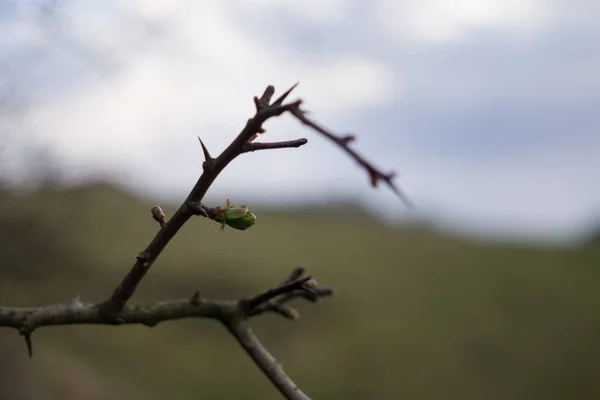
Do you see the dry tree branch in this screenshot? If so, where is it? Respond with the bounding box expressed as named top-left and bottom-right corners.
top-left (0, 84), bottom-right (410, 399)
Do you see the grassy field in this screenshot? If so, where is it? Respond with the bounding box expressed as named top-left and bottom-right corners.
top-left (1, 182), bottom-right (599, 399)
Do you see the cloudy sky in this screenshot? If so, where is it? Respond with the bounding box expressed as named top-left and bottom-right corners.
top-left (1, 0), bottom-right (599, 243)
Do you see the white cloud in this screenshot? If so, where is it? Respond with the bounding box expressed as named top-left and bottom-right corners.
top-left (16, 1), bottom-right (395, 180)
top-left (231, 0), bottom-right (348, 22)
top-left (375, 0), bottom-right (550, 43)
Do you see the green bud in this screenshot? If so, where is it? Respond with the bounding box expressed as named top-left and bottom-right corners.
top-left (215, 199), bottom-right (257, 231)
top-left (223, 210), bottom-right (257, 231)
top-left (224, 205), bottom-right (249, 220)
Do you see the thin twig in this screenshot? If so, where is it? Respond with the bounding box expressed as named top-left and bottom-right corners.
top-left (242, 276), bottom-right (312, 311)
top-left (227, 320), bottom-right (311, 400)
top-left (242, 138), bottom-right (308, 153)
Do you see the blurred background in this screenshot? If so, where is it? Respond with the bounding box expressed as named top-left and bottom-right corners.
top-left (1, 1), bottom-right (599, 399)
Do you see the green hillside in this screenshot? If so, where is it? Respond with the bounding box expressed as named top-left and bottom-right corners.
top-left (1, 182), bottom-right (599, 400)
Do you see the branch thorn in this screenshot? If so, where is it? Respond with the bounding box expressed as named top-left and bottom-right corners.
top-left (197, 136), bottom-right (215, 170)
top-left (340, 134), bottom-right (356, 145)
top-left (25, 333), bottom-right (33, 358)
top-left (19, 327), bottom-right (33, 358)
top-left (273, 82), bottom-right (299, 106)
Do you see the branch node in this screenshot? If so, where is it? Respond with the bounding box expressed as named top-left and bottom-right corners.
top-left (187, 201), bottom-right (210, 218)
top-left (340, 134), bottom-right (356, 145)
top-left (151, 205), bottom-right (167, 227)
top-left (136, 251), bottom-right (151, 268)
top-left (67, 293), bottom-right (84, 309)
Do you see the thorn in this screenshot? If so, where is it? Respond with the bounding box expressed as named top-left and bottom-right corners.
top-left (22, 332), bottom-right (33, 358)
top-left (273, 82), bottom-right (299, 106)
top-left (197, 137), bottom-right (213, 163)
top-left (145, 320), bottom-right (158, 328)
top-left (340, 134), bottom-right (356, 145)
top-left (369, 170), bottom-right (378, 187)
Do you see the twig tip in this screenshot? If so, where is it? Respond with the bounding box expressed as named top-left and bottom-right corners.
top-left (151, 205), bottom-right (166, 227)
